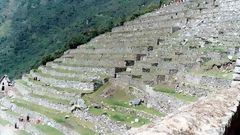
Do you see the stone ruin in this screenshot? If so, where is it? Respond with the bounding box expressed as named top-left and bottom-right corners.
top-left (0, 0), bottom-right (240, 134)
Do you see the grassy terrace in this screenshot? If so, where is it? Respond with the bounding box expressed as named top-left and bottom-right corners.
top-left (36, 124), bottom-right (64, 135)
top-left (54, 61), bottom-right (123, 68)
top-left (13, 98), bottom-right (96, 135)
top-left (17, 130), bottom-right (31, 135)
top-left (0, 117), bottom-right (10, 126)
top-left (69, 52), bottom-right (136, 58)
top-left (45, 66), bottom-right (111, 77)
top-left (154, 85), bottom-right (197, 102)
top-left (30, 93), bottom-right (70, 105)
top-left (22, 76), bottom-right (83, 94)
top-left (83, 83), bottom-right (164, 127)
top-left (64, 54), bottom-right (137, 61)
top-left (34, 69), bottom-right (94, 82)
top-left (89, 107), bottom-right (150, 127)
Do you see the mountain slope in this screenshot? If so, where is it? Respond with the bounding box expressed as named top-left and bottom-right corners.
top-left (0, 0), bottom-right (164, 78)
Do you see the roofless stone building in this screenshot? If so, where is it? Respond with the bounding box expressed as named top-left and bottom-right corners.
top-left (0, 75), bottom-right (12, 91)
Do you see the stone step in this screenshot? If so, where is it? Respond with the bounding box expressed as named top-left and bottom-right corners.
top-left (111, 25), bottom-right (173, 35)
top-left (54, 58), bottom-right (127, 68)
top-left (99, 28), bottom-right (172, 40)
top-left (89, 35), bottom-right (169, 46)
top-left (33, 68), bottom-right (97, 82)
top-left (91, 32), bottom-right (170, 44)
top-left (30, 71), bottom-right (97, 92)
top-left (71, 46), bottom-right (149, 55)
top-left (46, 62), bottom-right (116, 75)
top-left (15, 79), bottom-right (74, 101)
top-left (22, 75), bottom-right (82, 96)
top-left (24, 95), bottom-right (70, 112)
top-left (88, 38), bottom-right (160, 48)
top-left (38, 66), bottom-right (110, 81)
top-left (62, 53), bottom-right (137, 61)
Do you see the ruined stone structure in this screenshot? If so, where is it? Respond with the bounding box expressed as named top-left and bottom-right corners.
top-left (0, 75), bottom-right (12, 91)
top-left (0, 0), bottom-right (240, 134)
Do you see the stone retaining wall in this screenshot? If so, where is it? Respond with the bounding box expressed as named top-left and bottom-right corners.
top-left (21, 76), bottom-right (76, 99)
top-left (47, 62), bottom-right (116, 75)
top-left (31, 72), bottom-right (95, 91)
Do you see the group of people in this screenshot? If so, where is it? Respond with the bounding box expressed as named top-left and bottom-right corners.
top-left (14, 115), bottom-right (30, 129)
top-left (14, 114), bottom-right (43, 129)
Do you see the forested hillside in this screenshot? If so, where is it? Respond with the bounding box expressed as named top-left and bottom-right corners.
top-left (0, 0), bottom-right (168, 79)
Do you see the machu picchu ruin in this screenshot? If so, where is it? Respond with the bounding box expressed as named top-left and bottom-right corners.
top-left (1, 0), bottom-right (240, 134)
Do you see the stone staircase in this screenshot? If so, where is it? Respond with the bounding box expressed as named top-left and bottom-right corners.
top-left (1, 0), bottom-right (239, 134)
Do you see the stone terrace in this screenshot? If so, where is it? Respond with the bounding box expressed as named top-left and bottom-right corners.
top-left (1, 0), bottom-right (239, 134)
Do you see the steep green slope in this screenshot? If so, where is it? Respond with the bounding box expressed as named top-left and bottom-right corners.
top-left (0, 0), bottom-right (171, 79)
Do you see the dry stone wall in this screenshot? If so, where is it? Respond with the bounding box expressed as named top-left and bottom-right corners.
top-left (128, 87), bottom-right (240, 135)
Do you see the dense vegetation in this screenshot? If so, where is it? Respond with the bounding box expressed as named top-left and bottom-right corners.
top-left (0, 0), bottom-right (171, 79)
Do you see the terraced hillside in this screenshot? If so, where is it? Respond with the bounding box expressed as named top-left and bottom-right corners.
top-left (1, 0), bottom-right (239, 134)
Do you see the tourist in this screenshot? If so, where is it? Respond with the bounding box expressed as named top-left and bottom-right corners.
top-left (26, 114), bottom-right (30, 122)
top-left (19, 115), bottom-right (24, 122)
top-left (14, 123), bottom-right (18, 129)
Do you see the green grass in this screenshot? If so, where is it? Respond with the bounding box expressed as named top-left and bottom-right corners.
top-left (84, 83), bottom-right (163, 127)
top-left (134, 105), bottom-right (165, 116)
top-left (34, 69), bottom-right (92, 82)
top-left (36, 124), bottom-right (64, 135)
top-left (17, 130), bottom-right (31, 135)
top-left (46, 66), bottom-right (110, 78)
top-left (13, 99), bottom-right (96, 135)
top-left (88, 107), bottom-right (150, 127)
top-left (26, 76), bottom-right (83, 94)
top-left (0, 117), bottom-right (10, 126)
top-left (104, 99), bottom-right (164, 116)
top-left (30, 93), bottom-right (70, 105)
top-left (17, 80), bottom-right (28, 86)
top-left (109, 111), bottom-right (150, 127)
top-left (154, 85), bottom-right (197, 102)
